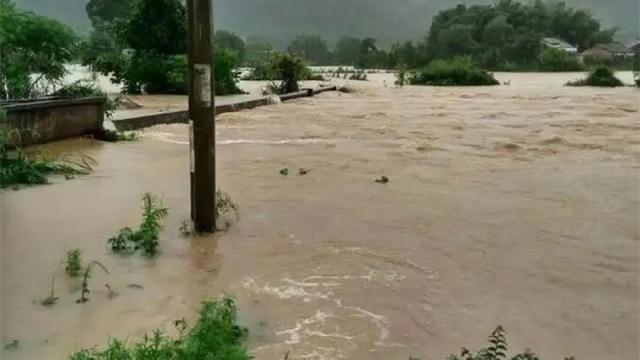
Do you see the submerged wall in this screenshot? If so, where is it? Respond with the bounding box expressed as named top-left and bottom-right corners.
top-left (1, 97), bottom-right (105, 146)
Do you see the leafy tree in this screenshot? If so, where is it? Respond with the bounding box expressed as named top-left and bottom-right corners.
top-left (334, 36), bottom-right (362, 66)
top-left (357, 37), bottom-right (387, 69)
top-left (215, 30), bottom-right (246, 64)
top-left (82, 0), bottom-right (242, 95)
top-left (245, 35), bottom-right (274, 64)
top-left (388, 41), bottom-right (419, 69)
top-left (423, 0), bottom-right (615, 71)
top-left (0, 0), bottom-right (78, 99)
top-left (287, 34), bottom-right (332, 65)
top-left (86, 0), bottom-right (134, 26)
top-left (123, 0), bottom-right (186, 55)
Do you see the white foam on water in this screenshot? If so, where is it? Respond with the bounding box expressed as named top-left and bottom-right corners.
top-left (144, 132), bottom-right (335, 146)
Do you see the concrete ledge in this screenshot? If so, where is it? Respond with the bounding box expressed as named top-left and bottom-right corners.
top-left (2, 97), bottom-right (105, 146)
top-left (113, 86), bottom-right (337, 131)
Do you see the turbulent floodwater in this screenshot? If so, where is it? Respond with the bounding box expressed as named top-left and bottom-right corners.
top-left (1, 73), bottom-right (639, 360)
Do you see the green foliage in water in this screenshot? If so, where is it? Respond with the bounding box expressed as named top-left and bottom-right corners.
top-left (77, 261), bottom-right (109, 304)
top-left (180, 189), bottom-right (239, 236)
top-left (437, 327), bottom-right (574, 360)
top-left (0, 0), bottom-right (78, 99)
top-left (566, 67), bottom-right (624, 87)
top-left (65, 249), bottom-right (83, 277)
top-left (68, 298), bottom-right (250, 359)
top-left (108, 193), bottom-right (168, 256)
top-left (0, 129), bottom-right (93, 189)
top-left (40, 276), bottom-right (59, 307)
top-left (409, 57), bottom-right (499, 86)
top-left (539, 48), bottom-right (584, 72)
top-left (265, 53), bottom-right (307, 95)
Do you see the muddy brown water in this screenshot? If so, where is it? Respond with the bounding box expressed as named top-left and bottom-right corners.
top-left (1, 73), bottom-right (639, 359)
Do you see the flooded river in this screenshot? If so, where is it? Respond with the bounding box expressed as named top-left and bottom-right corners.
top-left (1, 73), bottom-right (638, 359)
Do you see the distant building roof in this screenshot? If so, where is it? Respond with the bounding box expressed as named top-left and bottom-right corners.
top-left (542, 37), bottom-right (578, 53)
top-left (625, 39), bottom-right (640, 51)
top-left (592, 42), bottom-right (632, 55)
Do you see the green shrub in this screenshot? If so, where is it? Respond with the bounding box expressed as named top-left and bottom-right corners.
top-left (409, 57), bottom-right (499, 86)
top-left (244, 53), bottom-right (319, 83)
top-left (566, 66), bottom-right (624, 87)
top-left (440, 327), bottom-right (574, 360)
top-left (265, 53), bottom-right (307, 94)
top-left (68, 298), bottom-right (249, 359)
top-left (539, 48), bottom-right (584, 71)
top-left (53, 80), bottom-right (115, 117)
top-left (108, 193), bottom-right (168, 256)
top-left (0, 128), bottom-right (94, 189)
top-left (65, 249), bottom-right (83, 277)
top-left (215, 50), bottom-right (245, 96)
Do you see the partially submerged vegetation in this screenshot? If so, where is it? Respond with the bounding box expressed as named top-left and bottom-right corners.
top-left (566, 67), bottom-right (624, 87)
top-left (0, 129), bottom-right (94, 189)
top-left (437, 327), bottom-right (574, 360)
top-left (65, 249), bottom-right (83, 277)
top-left (68, 298), bottom-right (250, 359)
top-left (40, 277), bottom-right (59, 307)
top-left (180, 189), bottom-right (240, 235)
top-left (108, 193), bottom-right (168, 256)
top-left (77, 261), bottom-right (109, 304)
top-left (264, 53), bottom-right (307, 95)
top-left (409, 57), bottom-right (499, 86)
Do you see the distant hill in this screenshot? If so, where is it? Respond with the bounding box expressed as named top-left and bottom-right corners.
top-left (14, 0), bottom-right (639, 45)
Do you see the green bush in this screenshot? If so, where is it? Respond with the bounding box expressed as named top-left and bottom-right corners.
top-left (409, 57), bottom-right (499, 86)
top-left (215, 50), bottom-right (245, 96)
top-left (53, 80), bottom-right (116, 118)
top-left (68, 298), bottom-right (249, 360)
top-left (566, 66), bottom-right (624, 87)
top-left (0, 128), bottom-right (93, 189)
top-left (539, 48), bottom-right (584, 71)
top-left (440, 327), bottom-right (574, 360)
top-left (264, 53), bottom-right (307, 94)
top-left (108, 193), bottom-right (168, 256)
top-left (244, 53), bottom-right (320, 83)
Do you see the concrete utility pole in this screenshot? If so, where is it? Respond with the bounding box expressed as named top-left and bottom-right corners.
top-left (187, 0), bottom-right (216, 232)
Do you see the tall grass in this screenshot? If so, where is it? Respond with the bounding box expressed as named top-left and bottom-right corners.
top-left (409, 57), bottom-right (499, 86)
top-left (68, 298), bottom-right (250, 359)
top-left (0, 128), bottom-right (94, 189)
top-left (108, 193), bottom-right (168, 256)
